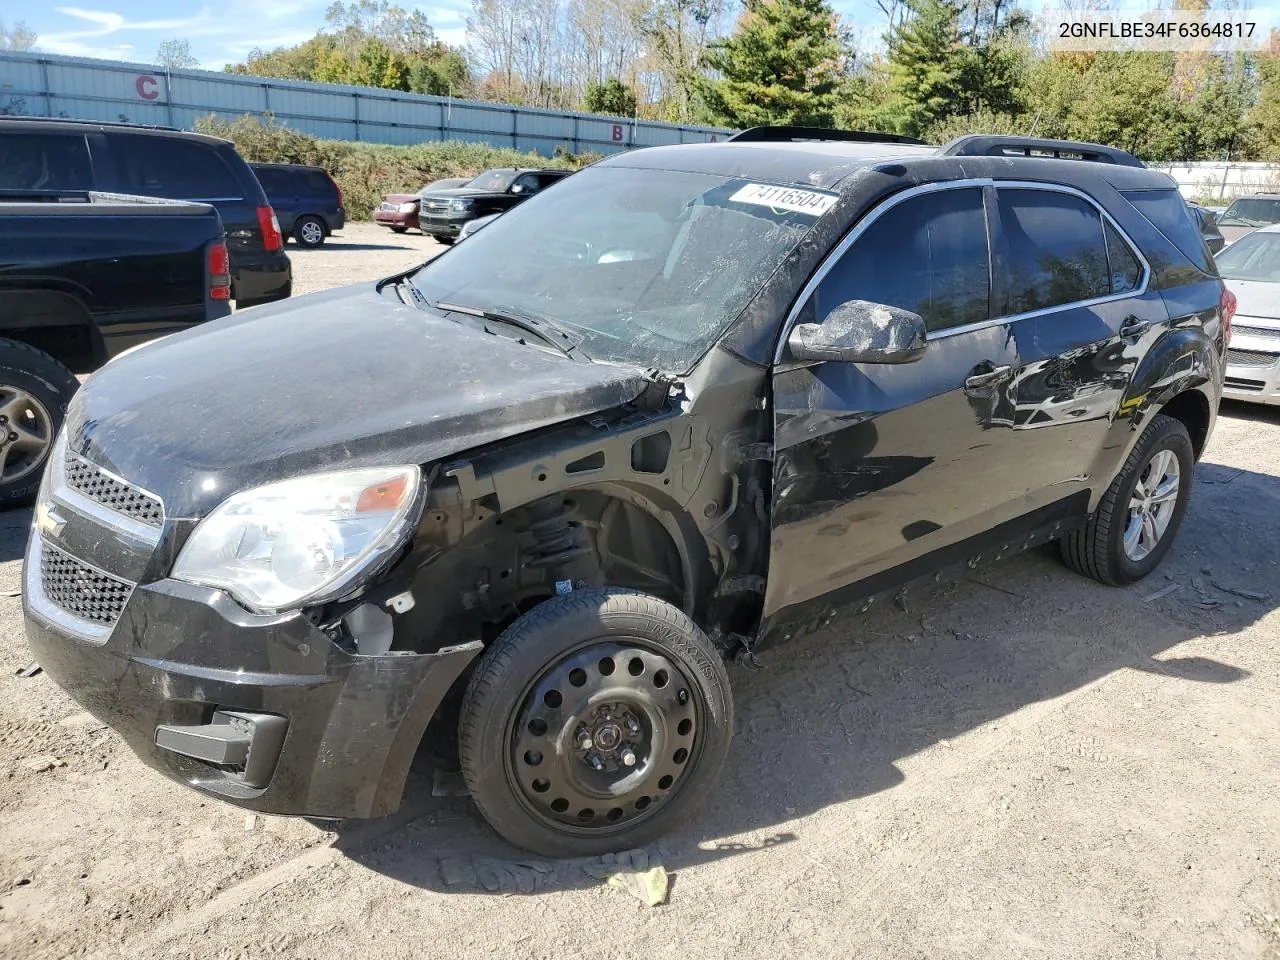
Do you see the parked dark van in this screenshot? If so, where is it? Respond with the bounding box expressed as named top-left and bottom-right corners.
top-left (250, 162), bottom-right (345, 248)
top-left (0, 117), bottom-right (291, 306)
top-left (25, 130), bottom-right (1226, 860)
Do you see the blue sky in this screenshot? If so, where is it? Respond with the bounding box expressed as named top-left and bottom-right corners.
top-left (6, 0), bottom-right (885, 71)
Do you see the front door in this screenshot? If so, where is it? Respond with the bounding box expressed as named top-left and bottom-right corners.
top-left (765, 183), bottom-right (1026, 622)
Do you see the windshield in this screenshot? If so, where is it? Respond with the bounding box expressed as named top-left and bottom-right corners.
top-left (467, 170), bottom-right (519, 192)
top-left (1217, 198), bottom-right (1280, 227)
top-left (408, 166), bottom-right (830, 371)
top-left (1214, 231), bottom-right (1280, 281)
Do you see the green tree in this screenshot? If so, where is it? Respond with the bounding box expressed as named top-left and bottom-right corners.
top-left (584, 77), bottom-right (639, 116)
top-left (696, 0), bottom-right (843, 127)
top-left (882, 0), bottom-right (972, 136)
top-left (1251, 54), bottom-right (1280, 161)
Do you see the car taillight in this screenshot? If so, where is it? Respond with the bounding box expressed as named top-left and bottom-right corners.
top-left (1221, 286), bottom-right (1236, 340)
top-left (257, 205), bottom-right (283, 252)
top-left (209, 240), bottom-right (231, 301)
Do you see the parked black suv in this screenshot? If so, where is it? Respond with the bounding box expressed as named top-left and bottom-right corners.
top-left (413, 167), bottom-right (572, 243)
top-left (249, 162), bottom-right (345, 248)
top-left (25, 130), bottom-right (1227, 859)
top-left (0, 118), bottom-right (291, 306)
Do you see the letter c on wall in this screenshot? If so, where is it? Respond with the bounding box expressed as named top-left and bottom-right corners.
top-left (136, 75), bottom-right (159, 100)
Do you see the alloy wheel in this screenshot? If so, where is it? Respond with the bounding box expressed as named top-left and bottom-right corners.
top-left (1123, 447), bottom-right (1181, 562)
top-left (0, 386), bottom-right (53, 485)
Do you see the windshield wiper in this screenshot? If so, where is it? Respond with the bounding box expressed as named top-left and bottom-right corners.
top-left (435, 301), bottom-right (588, 360)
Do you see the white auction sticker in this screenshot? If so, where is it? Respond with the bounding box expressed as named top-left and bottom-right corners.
top-left (729, 183), bottom-right (837, 217)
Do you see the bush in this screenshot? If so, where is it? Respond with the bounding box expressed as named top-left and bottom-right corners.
top-left (195, 114), bottom-right (590, 219)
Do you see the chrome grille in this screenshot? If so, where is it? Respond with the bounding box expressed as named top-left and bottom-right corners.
top-left (422, 200), bottom-right (451, 212)
top-left (39, 540), bottom-right (134, 627)
top-left (64, 455), bottom-right (164, 527)
top-left (1232, 325), bottom-right (1280, 342)
top-left (1225, 347), bottom-right (1280, 369)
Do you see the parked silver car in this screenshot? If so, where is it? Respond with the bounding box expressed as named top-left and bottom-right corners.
top-left (1217, 224), bottom-right (1280, 404)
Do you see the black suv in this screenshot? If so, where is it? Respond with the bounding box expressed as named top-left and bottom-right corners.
top-left (413, 167), bottom-right (571, 243)
top-left (24, 130), bottom-right (1227, 859)
top-left (250, 162), bottom-right (345, 248)
top-left (0, 118), bottom-right (291, 306)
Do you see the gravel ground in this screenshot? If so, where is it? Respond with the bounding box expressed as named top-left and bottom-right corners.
top-left (2, 222), bottom-right (1279, 959)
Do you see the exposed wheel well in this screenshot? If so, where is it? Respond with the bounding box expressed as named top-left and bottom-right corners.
top-left (0, 290), bottom-right (99, 373)
top-left (1158, 390), bottom-right (1210, 460)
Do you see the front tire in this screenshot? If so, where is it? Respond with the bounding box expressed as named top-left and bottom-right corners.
top-left (294, 216), bottom-right (326, 248)
top-left (458, 588), bottom-right (733, 858)
top-left (1061, 413), bottom-right (1194, 585)
top-left (0, 340), bottom-right (79, 507)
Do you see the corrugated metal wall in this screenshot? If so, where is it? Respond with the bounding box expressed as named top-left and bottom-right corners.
top-left (0, 50), bottom-right (731, 154)
top-left (1152, 162), bottom-right (1280, 202)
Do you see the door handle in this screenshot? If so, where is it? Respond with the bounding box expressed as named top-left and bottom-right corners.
top-left (964, 365), bottom-right (1013, 390)
top-left (1119, 318), bottom-right (1152, 339)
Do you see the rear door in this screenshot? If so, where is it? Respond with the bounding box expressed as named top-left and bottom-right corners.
top-left (989, 184), bottom-right (1165, 507)
top-left (98, 133), bottom-right (262, 260)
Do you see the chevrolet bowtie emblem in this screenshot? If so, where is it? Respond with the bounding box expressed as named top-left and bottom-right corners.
top-left (35, 502), bottom-right (67, 538)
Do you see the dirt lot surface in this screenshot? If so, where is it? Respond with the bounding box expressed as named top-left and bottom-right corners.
top-left (2, 222), bottom-right (1279, 959)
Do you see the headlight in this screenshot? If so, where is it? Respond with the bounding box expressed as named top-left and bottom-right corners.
top-left (450, 198), bottom-right (472, 213)
top-left (173, 466), bottom-right (422, 613)
top-left (398, 202), bottom-right (418, 213)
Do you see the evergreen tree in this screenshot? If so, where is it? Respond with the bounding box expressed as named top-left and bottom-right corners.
top-left (882, 0), bottom-right (971, 136)
top-left (696, 0), bottom-right (843, 128)
top-left (584, 78), bottom-right (640, 116)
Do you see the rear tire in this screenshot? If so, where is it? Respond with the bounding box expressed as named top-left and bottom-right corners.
top-left (434, 236), bottom-right (455, 246)
top-left (294, 216), bottom-right (326, 248)
top-left (390, 226), bottom-right (408, 234)
top-left (0, 340), bottom-right (79, 508)
top-left (1060, 413), bottom-right (1194, 585)
top-left (458, 588), bottom-right (732, 858)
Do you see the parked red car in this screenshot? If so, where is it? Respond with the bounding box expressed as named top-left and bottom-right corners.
top-left (373, 177), bottom-right (472, 233)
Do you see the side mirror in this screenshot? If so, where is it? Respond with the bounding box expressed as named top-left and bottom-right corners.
top-left (510, 183), bottom-right (526, 195)
top-left (787, 300), bottom-right (927, 365)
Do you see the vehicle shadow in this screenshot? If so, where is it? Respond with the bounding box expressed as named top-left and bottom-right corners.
top-left (332, 458), bottom-right (1277, 896)
top-left (301, 242), bottom-right (425, 252)
top-left (1219, 398), bottom-right (1280, 425)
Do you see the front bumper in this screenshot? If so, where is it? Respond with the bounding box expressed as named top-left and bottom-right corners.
top-left (373, 209), bottom-right (417, 230)
top-left (1223, 325), bottom-right (1280, 405)
top-left (417, 213), bottom-right (469, 239)
top-left (24, 528), bottom-right (479, 819)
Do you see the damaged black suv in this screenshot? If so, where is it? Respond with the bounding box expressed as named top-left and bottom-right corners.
top-left (24, 128), bottom-right (1227, 858)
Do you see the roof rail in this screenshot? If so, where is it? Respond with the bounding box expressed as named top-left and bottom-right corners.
top-left (727, 125), bottom-right (927, 146)
top-left (0, 115), bottom-right (182, 133)
top-left (939, 135), bottom-right (1144, 168)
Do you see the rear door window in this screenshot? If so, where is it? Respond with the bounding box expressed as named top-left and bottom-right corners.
top-left (815, 186), bottom-right (991, 333)
top-left (996, 188), bottom-right (1111, 314)
top-left (107, 134), bottom-right (243, 200)
top-left (0, 133), bottom-right (93, 191)
top-left (1123, 189), bottom-right (1212, 272)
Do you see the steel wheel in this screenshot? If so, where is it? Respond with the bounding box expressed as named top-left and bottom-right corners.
top-left (507, 640), bottom-right (701, 835)
top-left (0, 385), bottom-right (53, 485)
top-left (1123, 447), bottom-right (1180, 562)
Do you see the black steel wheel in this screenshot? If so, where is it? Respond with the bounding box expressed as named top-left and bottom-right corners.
top-left (458, 588), bottom-right (732, 857)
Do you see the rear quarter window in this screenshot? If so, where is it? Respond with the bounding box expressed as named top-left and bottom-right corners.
top-left (303, 171), bottom-right (334, 195)
top-left (108, 134), bottom-right (243, 200)
top-left (1122, 189), bottom-right (1212, 273)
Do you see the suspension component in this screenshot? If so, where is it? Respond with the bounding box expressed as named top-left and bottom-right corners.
top-left (524, 497), bottom-right (589, 569)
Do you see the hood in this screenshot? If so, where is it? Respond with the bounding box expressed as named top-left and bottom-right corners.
top-left (1224, 278), bottom-right (1280, 320)
top-left (68, 284), bottom-right (650, 518)
top-left (383, 193), bottom-right (420, 205)
top-left (1220, 224), bottom-right (1260, 243)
